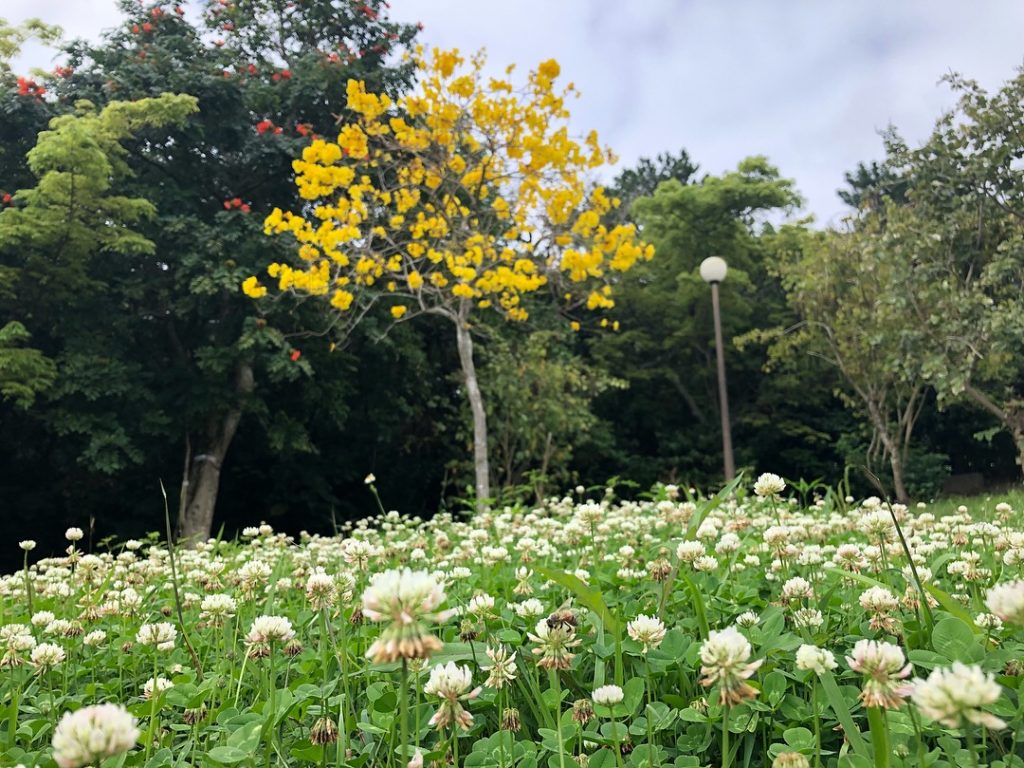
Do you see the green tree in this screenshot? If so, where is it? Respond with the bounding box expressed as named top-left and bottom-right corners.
top-left (588, 157), bottom-right (844, 487)
top-left (763, 218), bottom-right (925, 501)
top-left (45, 0), bottom-right (418, 540)
top-left (875, 71), bottom-right (1024, 476)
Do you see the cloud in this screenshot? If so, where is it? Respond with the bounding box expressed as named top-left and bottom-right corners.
top-left (7, 0), bottom-right (1024, 224)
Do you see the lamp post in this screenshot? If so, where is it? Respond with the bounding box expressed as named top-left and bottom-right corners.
top-left (699, 256), bottom-right (735, 481)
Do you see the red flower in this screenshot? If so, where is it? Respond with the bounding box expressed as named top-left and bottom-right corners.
top-left (150, 7), bottom-right (163, 18)
top-left (255, 119), bottom-right (274, 134)
top-left (142, 22), bottom-right (153, 32)
top-left (222, 69), bottom-right (231, 78)
top-left (246, 63), bottom-right (257, 76)
top-left (271, 73), bottom-right (280, 82)
top-left (295, 123), bottom-right (311, 137)
top-left (132, 24), bottom-right (140, 33)
top-left (16, 77), bottom-right (45, 97)
top-left (240, 203), bottom-right (251, 213)
top-left (290, 349), bottom-right (301, 362)
top-left (327, 52), bottom-right (340, 64)
top-left (223, 200), bottom-right (232, 209)
top-left (231, 197), bottom-right (243, 207)
top-left (53, 66), bottom-right (74, 78)
top-left (2, 193), bottom-right (11, 205)
top-left (273, 126), bottom-right (282, 134)
top-left (357, 4), bottom-right (378, 20)
top-left (223, 22), bottom-right (234, 31)
top-left (280, 69), bottom-right (291, 79)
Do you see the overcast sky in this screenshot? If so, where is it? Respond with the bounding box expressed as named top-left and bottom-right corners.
top-left (8, 1), bottom-right (1024, 225)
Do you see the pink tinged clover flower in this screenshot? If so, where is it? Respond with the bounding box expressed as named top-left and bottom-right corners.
top-left (424, 661), bottom-right (480, 730)
top-left (362, 568), bottom-right (451, 663)
top-left (846, 639), bottom-right (913, 709)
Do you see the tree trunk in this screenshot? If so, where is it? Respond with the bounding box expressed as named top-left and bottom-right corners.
top-left (865, 400), bottom-right (910, 503)
top-left (454, 320), bottom-right (491, 506)
top-left (176, 361), bottom-right (254, 544)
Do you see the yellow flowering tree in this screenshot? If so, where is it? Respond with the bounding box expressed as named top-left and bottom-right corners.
top-left (245, 47), bottom-right (653, 503)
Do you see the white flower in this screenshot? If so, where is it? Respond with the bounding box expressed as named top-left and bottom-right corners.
top-left (362, 568), bottom-right (449, 663)
top-left (424, 662), bottom-right (479, 730)
top-left (985, 580), bottom-right (1024, 624)
top-left (781, 577), bottom-right (814, 601)
top-left (65, 528), bottom-right (84, 542)
top-left (306, 572), bottom-right (337, 610)
top-left (514, 599), bottom-right (546, 619)
top-left (467, 593), bottom-right (496, 617)
top-left (481, 645), bottom-right (518, 689)
top-left (846, 639), bottom-right (912, 709)
top-left (795, 644), bottom-right (837, 675)
top-left (592, 684), bottom-right (624, 706)
top-left (676, 541), bottom-right (706, 562)
top-left (859, 586), bottom-right (898, 613)
top-left (137, 622), bottom-right (177, 652)
top-left (735, 611), bottom-right (760, 628)
top-left (365, 473), bottom-right (376, 484)
top-left (754, 473), bottom-right (786, 498)
top-left (52, 704), bottom-right (139, 768)
top-left (142, 676), bottom-right (174, 700)
top-left (912, 662), bottom-right (1005, 729)
top-left (200, 594), bottom-right (237, 624)
top-left (19, 540), bottom-right (36, 552)
top-left (245, 616), bottom-right (295, 645)
top-left (82, 630), bottom-right (106, 647)
top-left (31, 642), bottom-right (66, 669)
top-left (31, 611), bottom-right (55, 628)
top-left (975, 613), bottom-right (1003, 631)
top-left (627, 614), bottom-right (666, 652)
top-left (699, 627), bottom-right (763, 704)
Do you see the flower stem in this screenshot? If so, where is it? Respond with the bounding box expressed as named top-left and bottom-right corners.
top-left (721, 703), bottom-right (730, 768)
top-left (548, 669), bottom-right (566, 768)
top-left (400, 659), bottom-right (409, 764)
top-left (866, 706), bottom-right (890, 768)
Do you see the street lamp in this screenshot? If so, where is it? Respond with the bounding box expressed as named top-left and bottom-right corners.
top-left (699, 256), bottom-right (735, 481)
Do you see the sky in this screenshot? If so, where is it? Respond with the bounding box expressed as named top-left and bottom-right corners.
top-left (7, 0), bottom-right (1024, 226)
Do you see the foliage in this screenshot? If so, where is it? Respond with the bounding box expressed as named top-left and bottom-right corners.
top-left (2, 484), bottom-right (1023, 768)
top-left (476, 330), bottom-right (625, 499)
top-left (0, 321), bottom-right (55, 408)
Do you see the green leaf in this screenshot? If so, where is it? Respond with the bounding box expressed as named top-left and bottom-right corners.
top-left (930, 616), bottom-right (978, 660)
top-left (924, 585), bottom-right (981, 634)
top-left (818, 672), bottom-right (870, 761)
top-left (536, 567), bottom-right (619, 634)
top-left (206, 746), bottom-right (250, 765)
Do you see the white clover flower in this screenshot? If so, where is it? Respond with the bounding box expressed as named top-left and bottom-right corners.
top-left (245, 616), bottom-right (295, 645)
top-left (136, 622), bottom-right (177, 652)
top-left (31, 611), bottom-right (55, 628)
top-left (754, 473), bottom-right (786, 498)
top-left (305, 572), bottom-right (337, 610)
top-left (19, 540), bottom-right (36, 552)
top-left (364, 473), bottom-right (376, 484)
top-left (82, 630), bottom-right (106, 647)
top-left (142, 676), bottom-right (174, 700)
top-left (52, 704), bottom-right (139, 768)
top-left (424, 662), bottom-right (479, 730)
top-left (31, 642), bottom-right (66, 670)
top-left (975, 613), bottom-right (1003, 631)
top-left (735, 611), bottom-right (760, 628)
top-left (912, 662), bottom-right (1005, 729)
top-left (627, 614), bottom-right (667, 653)
top-left (792, 608), bottom-right (824, 629)
top-left (781, 577), bottom-right (814, 601)
top-left (514, 599), bottom-right (546, 619)
top-left (676, 541), bottom-right (705, 562)
top-left (985, 580), bottom-right (1024, 624)
top-left (795, 644), bottom-right (837, 675)
top-left (693, 555), bottom-right (719, 572)
top-left (200, 594), bottom-right (237, 625)
top-left (362, 568), bottom-right (449, 663)
top-left (467, 593), bottom-right (496, 617)
top-left (846, 639), bottom-right (912, 709)
top-left (65, 528), bottom-right (84, 543)
top-left (481, 644), bottom-right (517, 689)
top-left (699, 627), bottom-right (762, 704)
top-left (592, 684), bottom-right (624, 707)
